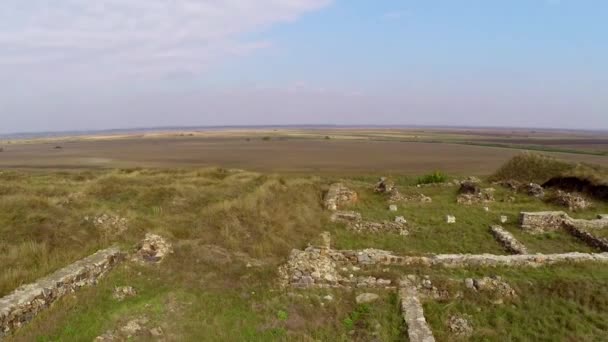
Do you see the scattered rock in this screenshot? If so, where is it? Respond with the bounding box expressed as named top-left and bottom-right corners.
top-left (133, 233), bottom-right (173, 264)
top-left (457, 188), bottom-right (495, 205)
top-left (323, 295), bottom-right (334, 301)
top-left (388, 204), bottom-right (398, 212)
top-left (446, 215), bottom-right (456, 224)
top-left (500, 215), bottom-right (508, 224)
top-left (120, 317), bottom-right (149, 337)
top-left (85, 214), bottom-right (128, 236)
top-left (348, 220), bottom-right (408, 236)
top-left (94, 331), bottom-right (117, 341)
top-left (356, 293), bottom-right (380, 304)
top-left (389, 190), bottom-right (432, 203)
top-left (448, 315), bottom-right (473, 336)
top-left (113, 286), bottom-right (137, 301)
top-left (149, 327), bottom-right (164, 337)
top-left (497, 180), bottom-right (545, 198)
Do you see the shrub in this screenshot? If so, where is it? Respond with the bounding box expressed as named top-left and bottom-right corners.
top-left (262, 136), bottom-right (271, 141)
top-left (417, 171), bottom-right (447, 185)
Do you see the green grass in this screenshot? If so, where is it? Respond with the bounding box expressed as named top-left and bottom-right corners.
top-left (2, 168), bottom-right (608, 341)
top-left (419, 263), bottom-right (608, 341)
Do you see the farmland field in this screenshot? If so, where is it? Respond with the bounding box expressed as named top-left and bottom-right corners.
top-left (1, 128), bottom-right (608, 341)
top-left (1, 128), bottom-right (607, 174)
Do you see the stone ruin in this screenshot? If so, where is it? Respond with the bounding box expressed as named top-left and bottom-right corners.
top-left (389, 191), bottom-right (432, 204)
top-left (519, 211), bottom-right (608, 251)
top-left (564, 224), bottom-right (608, 252)
top-left (0, 248), bottom-right (124, 337)
top-left (277, 235), bottom-right (393, 289)
top-left (330, 210), bottom-right (408, 236)
top-left (324, 183), bottom-right (358, 211)
top-left (375, 177), bottom-right (432, 204)
top-left (496, 180), bottom-right (545, 198)
top-left (447, 315), bottom-right (473, 337)
top-left (132, 233), bottom-right (173, 264)
top-left (277, 230), bottom-right (608, 342)
top-left (490, 225), bottom-right (528, 255)
top-left (399, 277), bottom-right (436, 342)
top-left (464, 276), bottom-right (517, 305)
top-left (374, 177), bottom-right (395, 193)
top-left (547, 190), bottom-right (592, 211)
top-left (0, 232), bottom-right (174, 338)
top-left (519, 211), bottom-right (608, 234)
top-left (519, 211), bottom-right (570, 234)
top-left (85, 214), bottom-right (128, 236)
top-left (456, 180), bottom-right (495, 205)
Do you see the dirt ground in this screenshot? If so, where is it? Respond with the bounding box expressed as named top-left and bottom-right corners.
top-left (1, 130), bottom-right (607, 175)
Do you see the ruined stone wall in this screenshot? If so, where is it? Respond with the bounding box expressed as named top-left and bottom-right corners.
top-left (490, 225), bottom-right (528, 254)
top-left (519, 211), bottom-right (608, 233)
top-left (564, 224), bottom-right (608, 252)
top-left (399, 278), bottom-right (436, 342)
top-left (279, 239), bottom-right (608, 289)
top-left (339, 249), bottom-right (608, 268)
top-left (519, 211), bottom-right (569, 233)
top-left (569, 216), bottom-right (608, 230)
top-left (0, 247), bottom-right (124, 337)
top-left (324, 183), bottom-right (357, 211)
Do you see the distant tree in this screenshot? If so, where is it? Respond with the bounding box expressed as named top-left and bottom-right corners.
top-left (54, 146), bottom-right (63, 149)
top-left (324, 136), bottom-right (331, 140)
top-left (262, 136), bottom-right (271, 141)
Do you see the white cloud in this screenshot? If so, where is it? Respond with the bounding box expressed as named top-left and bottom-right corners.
top-left (0, 0), bottom-right (331, 82)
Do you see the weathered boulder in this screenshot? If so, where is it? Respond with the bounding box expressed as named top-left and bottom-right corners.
top-left (356, 293), bottom-right (380, 304)
top-left (374, 177), bottom-right (395, 193)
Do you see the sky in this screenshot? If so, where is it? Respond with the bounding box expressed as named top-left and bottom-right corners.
top-left (1, 0), bottom-right (607, 133)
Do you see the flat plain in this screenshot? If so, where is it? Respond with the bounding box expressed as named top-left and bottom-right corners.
top-left (1, 128), bottom-right (607, 174)
top-left (1, 128), bottom-right (608, 341)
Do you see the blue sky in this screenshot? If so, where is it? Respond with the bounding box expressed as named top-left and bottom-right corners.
top-left (1, 0), bottom-right (607, 133)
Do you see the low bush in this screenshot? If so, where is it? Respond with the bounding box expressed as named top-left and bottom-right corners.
top-left (416, 171), bottom-right (447, 185)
